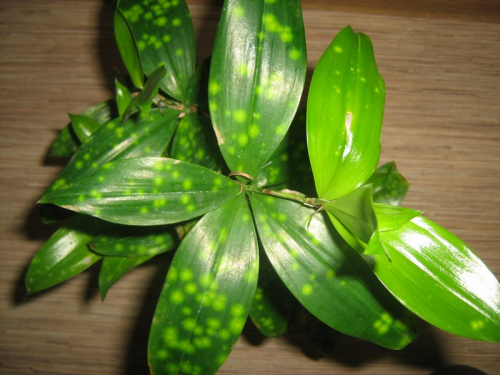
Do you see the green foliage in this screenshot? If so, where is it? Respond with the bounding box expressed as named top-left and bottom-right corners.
top-left (27, 0), bottom-right (499, 374)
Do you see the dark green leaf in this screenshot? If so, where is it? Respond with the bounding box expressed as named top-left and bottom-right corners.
top-left (184, 56), bottom-right (211, 109)
top-left (251, 194), bottom-right (417, 349)
top-left (91, 225), bottom-right (177, 257)
top-left (45, 108), bottom-right (180, 194)
top-left (249, 247), bottom-right (292, 337)
top-left (255, 107), bottom-right (315, 196)
top-left (367, 162), bottom-right (409, 206)
top-left (307, 26), bottom-right (385, 200)
top-left (322, 184), bottom-right (377, 245)
top-left (365, 216), bottom-right (500, 342)
top-left (99, 254), bottom-right (155, 300)
top-left (114, 8), bottom-right (144, 89)
top-left (40, 157), bottom-right (241, 226)
top-left (115, 79), bottom-right (134, 118)
top-left (118, 0), bottom-right (196, 102)
top-left (50, 99), bottom-right (117, 158)
top-left (124, 65), bottom-right (166, 121)
top-left (301, 308), bottom-right (339, 356)
top-left (25, 215), bottom-right (111, 294)
top-left (169, 112), bottom-right (223, 171)
top-left (209, 0), bottom-right (307, 177)
top-left (374, 203), bottom-right (422, 232)
top-left (68, 114), bottom-right (101, 143)
top-left (148, 195), bottom-right (258, 375)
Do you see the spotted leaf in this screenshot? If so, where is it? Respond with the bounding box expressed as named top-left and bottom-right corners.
top-left (251, 194), bottom-right (417, 349)
top-left (365, 217), bottom-right (500, 342)
top-left (209, 0), bottom-right (306, 177)
top-left (39, 157), bottom-right (241, 226)
top-left (50, 99), bottom-right (117, 158)
top-left (68, 113), bottom-right (101, 143)
top-left (169, 112), bottom-right (223, 172)
top-left (148, 195), bottom-right (258, 375)
top-left (249, 247), bottom-right (293, 337)
top-left (307, 26), bottom-right (385, 200)
top-left (367, 162), bottom-right (410, 206)
top-left (25, 215), bottom-right (111, 294)
top-left (99, 254), bottom-right (155, 300)
top-left (114, 7), bottom-right (144, 89)
top-left (90, 225), bottom-right (177, 257)
top-left (44, 108), bottom-right (180, 194)
top-left (118, 0), bottom-right (195, 102)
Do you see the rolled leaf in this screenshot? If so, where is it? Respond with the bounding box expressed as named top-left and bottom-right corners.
top-left (124, 65), bottom-right (166, 121)
top-left (209, 0), bottom-right (307, 177)
top-left (114, 8), bottom-right (144, 89)
top-left (115, 79), bottom-right (134, 118)
top-left (307, 26), bottom-right (385, 200)
top-left (68, 114), bottom-right (101, 143)
top-left (25, 215), bottom-right (110, 294)
top-left (91, 225), bottom-right (177, 257)
top-left (51, 99), bottom-right (117, 157)
top-left (148, 195), bottom-right (258, 375)
top-left (251, 194), bottom-right (417, 349)
top-left (118, 0), bottom-right (195, 102)
top-left (374, 203), bottom-right (422, 232)
top-left (367, 162), bottom-right (409, 206)
top-left (99, 254), bottom-right (155, 300)
top-left (322, 184), bottom-right (377, 245)
top-left (40, 157), bottom-right (241, 226)
top-left (45, 108), bottom-right (180, 194)
top-left (365, 216), bottom-right (500, 342)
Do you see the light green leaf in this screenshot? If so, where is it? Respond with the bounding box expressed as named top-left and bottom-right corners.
top-left (322, 184), bottom-right (377, 245)
top-left (45, 108), bottom-right (180, 194)
top-left (114, 8), bottom-right (144, 89)
top-left (307, 26), bottom-right (385, 200)
top-left (209, 0), bottom-right (306, 177)
top-left (115, 79), bottom-right (134, 118)
top-left (124, 65), bottom-right (166, 121)
top-left (99, 254), bottom-right (155, 300)
top-left (148, 195), bottom-right (258, 375)
top-left (25, 215), bottom-right (111, 294)
top-left (91, 225), bottom-right (177, 257)
top-left (251, 194), bottom-right (417, 349)
top-left (367, 162), bottom-right (409, 206)
top-left (169, 112), bottom-right (223, 171)
top-left (40, 157), bottom-right (241, 226)
top-left (374, 203), bottom-right (422, 232)
top-left (68, 114), bottom-right (101, 143)
top-left (365, 216), bottom-right (500, 342)
top-left (118, 0), bottom-right (195, 102)
top-left (249, 247), bottom-right (292, 337)
top-left (51, 99), bottom-right (117, 158)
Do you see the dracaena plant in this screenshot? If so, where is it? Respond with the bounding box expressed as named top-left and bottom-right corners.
top-left (26, 0), bottom-right (499, 374)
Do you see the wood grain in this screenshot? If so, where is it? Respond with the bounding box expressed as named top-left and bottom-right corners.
top-left (1, 1), bottom-right (499, 374)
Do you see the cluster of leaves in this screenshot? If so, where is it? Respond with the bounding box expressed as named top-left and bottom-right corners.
top-left (27, 0), bottom-right (499, 374)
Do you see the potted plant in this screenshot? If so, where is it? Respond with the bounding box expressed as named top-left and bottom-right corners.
top-left (25, 0), bottom-right (499, 374)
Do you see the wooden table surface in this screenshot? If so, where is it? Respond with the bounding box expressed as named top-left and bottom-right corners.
top-left (1, 1), bottom-right (499, 374)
